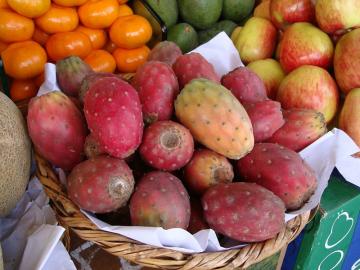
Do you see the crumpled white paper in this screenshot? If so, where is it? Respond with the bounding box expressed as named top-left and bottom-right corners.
top-left (0, 177), bottom-right (76, 270)
top-left (32, 32), bottom-right (360, 255)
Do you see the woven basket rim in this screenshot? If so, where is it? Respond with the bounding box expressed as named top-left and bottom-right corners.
top-left (34, 152), bottom-right (316, 269)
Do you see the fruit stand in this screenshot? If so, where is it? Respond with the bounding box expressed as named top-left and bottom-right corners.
top-left (1, 0), bottom-right (360, 269)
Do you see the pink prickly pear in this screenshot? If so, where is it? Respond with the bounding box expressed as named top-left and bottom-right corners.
top-left (243, 100), bottom-right (285, 142)
top-left (129, 171), bottom-right (191, 229)
top-left (202, 182), bottom-right (286, 242)
top-left (147, 41), bottom-right (183, 66)
top-left (84, 77), bottom-right (143, 159)
top-left (267, 109), bottom-right (327, 151)
top-left (237, 143), bottom-right (318, 210)
top-left (56, 56), bottom-right (93, 97)
top-left (132, 61), bottom-right (179, 124)
top-left (139, 120), bottom-right (194, 171)
top-left (67, 156), bottom-right (135, 213)
top-left (173, 52), bottom-right (220, 88)
top-left (27, 91), bottom-right (87, 170)
top-left (221, 67), bottom-right (268, 104)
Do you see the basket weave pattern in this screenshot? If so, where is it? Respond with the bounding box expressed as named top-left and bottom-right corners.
top-left (35, 152), bottom-right (313, 269)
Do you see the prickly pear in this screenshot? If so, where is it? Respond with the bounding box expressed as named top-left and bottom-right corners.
top-left (268, 109), bottom-right (327, 151)
top-left (84, 77), bottom-right (143, 159)
top-left (27, 92), bottom-right (87, 170)
top-left (202, 182), bottom-right (286, 242)
top-left (129, 171), bottom-right (190, 229)
top-left (56, 56), bottom-right (93, 97)
top-left (221, 67), bottom-right (268, 104)
top-left (237, 143), bottom-right (318, 210)
top-left (139, 121), bottom-right (194, 171)
top-left (132, 61), bottom-right (179, 124)
top-left (184, 149), bottom-right (234, 194)
top-left (243, 100), bottom-right (285, 142)
top-left (67, 156), bottom-right (135, 213)
top-left (175, 78), bottom-right (254, 159)
top-left (173, 53), bottom-right (220, 88)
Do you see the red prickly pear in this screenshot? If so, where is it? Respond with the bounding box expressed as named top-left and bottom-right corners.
top-left (267, 109), bottom-right (327, 151)
top-left (139, 121), bottom-right (194, 171)
top-left (78, 72), bottom-right (122, 104)
top-left (84, 77), bottom-right (143, 159)
top-left (184, 149), bottom-right (234, 194)
top-left (27, 92), bottom-right (87, 171)
top-left (237, 143), bottom-right (318, 210)
top-left (221, 67), bottom-right (268, 104)
top-left (129, 171), bottom-right (191, 229)
top-left (84, 134), bottom-right (105, 159)
top-left (243, 100), bottom-right (285, 142)
top-left (188, 198), bottom-right (209, 234)
top-left (172, 53), bottom-right (220, 88)
top-left (56, 56), bottom-right (93, 97)
top-left (147, 41), bottom-right (183, 66)
top-left (67, 156), bottom-right (135, 213)
top-left (132, 61), bottom-right (179, 124)
top-left (202, 182), bottom-right (286, 242)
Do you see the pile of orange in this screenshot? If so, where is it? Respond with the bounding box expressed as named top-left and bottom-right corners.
top-left (0, 0), bottom-right (153, 102)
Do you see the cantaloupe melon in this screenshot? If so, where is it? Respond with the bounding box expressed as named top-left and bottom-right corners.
top-left (0, 244), bottom-right (3, 270)
top-left (0, 92), bottom-right (31, 217)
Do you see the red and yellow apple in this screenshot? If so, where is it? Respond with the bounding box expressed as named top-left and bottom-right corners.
top-left (270, 0), bottom-right (315, 30)
top-left (315, 0), bottom-right (360, 34)
top-left (277, 65), bottom-right (339, 123)
top-left (254, 0), bottom-right (271, 20)
top-left (234, 17), bottom-right (277, 64)
top-left (339, 88), bottom-right (360, 147)
top-left (247, 58), bottom-right (285, 99)
top-left (334, 28), bottom-right (360, 94)
top-left (279, 22), bottom-right (334, 73)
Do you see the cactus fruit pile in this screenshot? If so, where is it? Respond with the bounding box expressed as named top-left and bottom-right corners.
top-left (26, 39), bottom-right (324, 244)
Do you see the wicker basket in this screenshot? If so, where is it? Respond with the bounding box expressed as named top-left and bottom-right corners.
top-left (34, 151), bottom-right (316, 270)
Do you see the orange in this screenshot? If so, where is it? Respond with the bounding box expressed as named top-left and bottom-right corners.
top-left (45, 31), bottom-right (92, 61)
top-left (10, 79), bottom-right (38, 102)
top-left (110, 15), bottom-right (152, 49)
top-left (52, 0), bottom-right (88, 7)
top-left (118, 0), bottom-right (128, 3)
top-left (0, 41), bottom-right (8, 54)
top-left (32, 27), bottom-right (50, 46)
top-left (118, 4), bottom-right (133, 17)
top-left (104, 40), bottom-right (117, 53)
top-left (113, 45), bottom-right (150, 73)
top-left (2, 41), bottom-right (47, 79)
top-left (0, 9), bottom-right (34, 43)
top-left (34, 72), bottom-right (45, 88)
top-left (76, 26), bottom-right (107, 50)
top-left (7, 0), bottom-right (51, 18)
top-left (78, 0), bottom-right (119, 29)
top-left (85, 50), bottom-right (116, 73)
top-left (35, 4), bottom-right (79, 34)
top-left (0, 0), bottom-right (8, 8)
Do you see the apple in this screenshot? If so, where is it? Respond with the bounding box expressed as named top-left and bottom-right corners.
top-left (253, 0), bottom-right (270, 20)
top-left (279, 22), bottom-right (333, 73)
top-left (315, 0), bottom-right (360, 34)
top-left (277, 65), bottom-right (339, 123)
top-left (270, 0), bottom-right (315, 30)
top-left (334, 28), bottom-right (360, 94)
top-left (339, 88), bottom-right (360, 147)
top-left (234, 17), bottom-right (277, 64)
top-left (247, 58), bottom-right (285, 99)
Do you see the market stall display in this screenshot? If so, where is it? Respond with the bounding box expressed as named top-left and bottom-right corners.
top-left (1, 0), bottom-right (360, 269)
